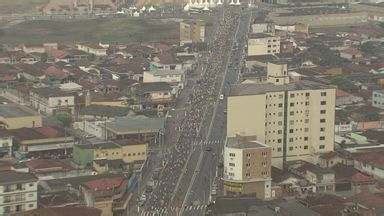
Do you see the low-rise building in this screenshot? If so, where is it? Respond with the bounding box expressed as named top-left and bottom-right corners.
top-left (372, 90), bottom-right (384, 109)
top-left (0, 170), bottom-right (38, 215)
top-left (352, 150), bottom-right (384, 179)
top-left (76, 43), bottom-right (108, 57)
top-left (30, 87), bottom-right (75, 115)
top-left (179, 20), bottom-right (205, 45)
top-left (248, 33), bottom-right (280, 56)
top-left (336, 89), bottom-right (363, 106)
top-left (143, 69), bottom-right (186, 94)
top-left (0, 132), bottom-right (13, 158)
top-left (5, 126), bottom-right (74, 158)
top-left (0, 104), bottom-right (42, 129)
top-left (73, 139), bottom-right (148, 168)
top-left (134, 82), bottom-right (174, 111)
top-left (223, 135), bottom-right (272, 200)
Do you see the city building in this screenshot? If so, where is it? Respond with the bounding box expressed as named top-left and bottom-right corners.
top-left (143, 69), bottom-right (186, 94)
top-left (227, 61), bottom-right (336, 168)
top-left (0, 104), bottom-right (42, 129)
top-left (73, 139), bottom-right (148, 168)
top-left (4, 126), bottom-right (74, 158)
top-left (30, 87), bottom-right (75, 115)
top-left (223, 135), bottom-right (273, 200)
top-left (179, 20), bottom-right (206, 45)
top-left (0, 170), bottom-right (38, 215)
top-left (133, 82), bottom-right (174, 111)
top-left (0, 131), bottom-right (13, 158)
top-left (76, 43), bottom-right (108, 56)
top-left (372, 90), bottom-right (384, 109)
top-left (247, 34), bottom-right (280, 57)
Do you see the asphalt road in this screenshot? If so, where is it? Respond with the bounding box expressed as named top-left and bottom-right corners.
top-left (180, 8), bottom-right (253, 216)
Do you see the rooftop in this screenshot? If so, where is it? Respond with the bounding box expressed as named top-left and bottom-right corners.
top-left (0, 104), bottom-right (39, 118)
top-left (226, 136), bottom-right (269, 149)
top-left (77, 141), bottom-right (120, 150)
top-left (20, 206), bottom-right (101, 216)
top-left (105, 115), bottom-right (165, 135)
top-left (83, 176), bottom-right (126, 191)
top-left (144, 69), bottom-right (184, 76)
top-left (229, 80), bottom-right (334, 97)
top-left (0, 126), bottom-right (68, 141)
top-left (32, 87), bottom-right (74, 98)
top-left (0, 170), bottom-right (37, 185)
top-left (136, 82), bottom-right (173, 94)
top-left (249, 33), bottom-right (276, 39)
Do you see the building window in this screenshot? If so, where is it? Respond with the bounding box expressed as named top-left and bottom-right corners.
top-left (229, 172), bottom-right (234, 176)
top-left (278, 139), bottom-right (282, 143)
top-left (319, 145), bottom-right (325, 149)
top-left (229, 153), bottom-right (235, 157)
top-left (246, 163), bottom-right (250, 167)
top-left (320, 110), bottom-right (326, 114)
top-left (278, 130), bottom-right (282, 134)
top-left (321, 92), bottom-right (327, 96)
top-left (306, 92), bottom-right (310, 97)
top-left (29, 183), bottom-right (34, 187)
top-left (290, 102), bottom-right (294, 107)
top-left (29, 203), bottom-right (34, 208)
top-left (320, 136), bottom-right (325, 140)
top-left (304, 145), bottom-right (308, 149)
top-left (278, 103), bottom-right (283, 108)
top-left (246, 173), bottom-right (250, 177)
top-left (290, 111), bottom-right (294, 116)
top-left (289, 129), bottom-right (293, 133)
top-left (279, 94), bottom-right (283, 99)
top-left (289, 138), bottom-right (293, 142)
top-left (305, 119), bottom-right (309, 123)
top-left (16, 184), bottom-right (22, 190)
top-left (277, 147), bottom-right (282, 152)
top-left (305, 101), bottom-right (309, 106)
top-left (262, 152), bottom-right (268, 156)
top-left (290, 93), bottom-right (295, 98)
top-left (320, 119), bottom-right (326, 123)
top-left (289, 147), bottom-right (293, 151)
top-left (320, 127), bottom-right (325, 132)
top-left (262, 162), bottom-right (267, 166)
top-left (229, 163), bottom-right (235, 167)
top-left (246, 153), bottom-right (251, 157)
top-left (278, 112), bottom-right (283, 116)
top-left (304, 128), bottom-right (309, 132)
top-left (304, 137), bottom-right (308, 141)
top-left (320, 101), bottom-right (326, 105)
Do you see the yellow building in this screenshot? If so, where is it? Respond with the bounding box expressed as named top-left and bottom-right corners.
top-left (227, 61), bottom-right (336, 168)
top-left (180, 20), bottom-right (205, 45)
top-left (247, 33), bottom-right (280, 57)
top-left (0, 104), bottom-right (42, 129)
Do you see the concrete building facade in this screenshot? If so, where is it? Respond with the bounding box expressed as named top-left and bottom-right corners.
top-left (227, 62), bottom-right (336, 168)
top-left (179, 20), bottom-right (205, 45)
top-left (223, 136), bottom-right (272, 200)
top-left (372, 90), bottom-right (384, 109)
top-left (247, 33), bottom-right (280, 57)
top-left (0, 171), bottom-right (38, 215)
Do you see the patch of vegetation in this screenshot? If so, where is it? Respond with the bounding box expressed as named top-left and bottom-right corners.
top-left (360, 41), bottom-right (384, 57)
top-left (330, 76), bottom-right (359, 92)
top-left (305, 44), bottom-right (348, 67)
top-left (0, 18), bottom-right (179, 44)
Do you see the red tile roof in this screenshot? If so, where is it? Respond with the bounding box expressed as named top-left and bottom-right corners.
top-left (353, 151), bottom-right (384, 169)
top-left (26, 159), bottom-right (74, 173)
top-left (84, 176), bottom-right (125, 191)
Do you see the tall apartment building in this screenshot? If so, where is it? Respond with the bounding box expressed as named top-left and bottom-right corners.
top-left (247, 33), bottom-right (280, 56)
top-left (0, 171), bottom-right (38, 215)
top-left (227, 61), bottom-right (336, 168)
top-left (179, 20), bottom-right (205, 45)
top-left (223, 135), bottom-right (272, 200)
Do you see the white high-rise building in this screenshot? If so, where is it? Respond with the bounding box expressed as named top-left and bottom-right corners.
top-left (227, 61), bottom-right (336, 168)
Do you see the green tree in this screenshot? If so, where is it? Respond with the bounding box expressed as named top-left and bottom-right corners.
top-left (54, 112), bottom-right (72, 127)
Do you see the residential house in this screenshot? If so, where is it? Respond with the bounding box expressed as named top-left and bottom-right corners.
top-left (81, 176), bottom-right (129, 216)
top-left (0, 170), bottom-right (38, 215)
top-left (105, 115), bottom-right (165, 141)
top-left (30, 87), bottom-right (75, 115)
top-left (150, 52), bottom-right (182, 71)
top-left (16, 63), bottom-right (49, 82)
top-left (288, 160), bottom-right (335, 192)
top-left (0, 51), bottom-right (39, 65)
top-left (143, 69), bottom-right (186, 94)
top-left (353, 151), bottom-right (384, 179)
top-left (0, 104), bottom-right (42, 130)
top-left (179, 20), bottom-right (205, 45)
top-left (73, 139), bottom-right (147, 168)
top-left (0, 131), bottom-right (13, 158)
top-left (76, 43), bottom-right (108, 56)
top-left (247, 33), bottom-right (280, 56)
top-left (372, 90), bottom-right (384, 109)
top-left (336, 89), bottom-right (363, 106)
top-left (134, 82), bottom-right (174, 111)
top-left (50, 49), bottom-right (89, 63)
top-left (5, 126), bottom-right (74, 158)
top-left (25, 159), bottom-right (85, 179)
